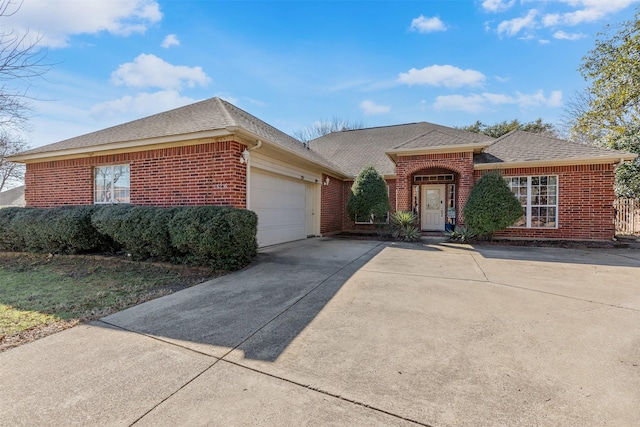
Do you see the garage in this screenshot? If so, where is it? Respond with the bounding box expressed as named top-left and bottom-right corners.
top-left (250, 168), bottom-right (315, 247)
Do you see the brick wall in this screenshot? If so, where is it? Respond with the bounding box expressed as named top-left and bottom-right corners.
top-left (320, 173), bottom-right (344, 234)
top-left (473, 164), bottom-right (616, 241)
top-left (396, 152), bottom-right (474, 224)
top-left (25, 140), bottom-right (247, 208)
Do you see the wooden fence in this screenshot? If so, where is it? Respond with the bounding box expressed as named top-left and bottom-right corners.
top-left (615, 198), bottom-right (640, 235)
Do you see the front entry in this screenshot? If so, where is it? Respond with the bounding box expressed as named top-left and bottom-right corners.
top-left (421, 184), bottom-right (446, 231)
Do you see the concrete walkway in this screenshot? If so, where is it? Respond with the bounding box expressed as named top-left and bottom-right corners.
top-left (1, 238), bottom-right (640, 426)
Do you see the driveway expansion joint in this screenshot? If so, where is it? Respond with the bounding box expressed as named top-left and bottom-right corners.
top-left (220, 359), bottom-right (433, 427)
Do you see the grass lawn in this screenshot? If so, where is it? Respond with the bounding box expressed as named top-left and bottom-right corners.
top-left (0, 253), bottom-right (219, 352)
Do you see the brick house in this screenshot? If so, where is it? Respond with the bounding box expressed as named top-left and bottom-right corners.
top-left (9, 97), bottom-right (636, 246)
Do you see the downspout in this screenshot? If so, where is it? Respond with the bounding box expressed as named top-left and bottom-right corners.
top-left (245, 140), bottom-right (263, 210)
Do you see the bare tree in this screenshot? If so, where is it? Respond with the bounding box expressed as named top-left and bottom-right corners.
top-left (292, 116), bottom-right (366, 142)
top-left (0, 130), bottom-right (27, 192)
top-left (0, 0), bottom-right (49, 190)
top-left (559, 90), bottom-right (599, 143)
top-left (0, 0), bottom-right (49, 131)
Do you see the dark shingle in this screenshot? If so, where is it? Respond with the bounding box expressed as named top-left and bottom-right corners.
top-left (476, 130), bottom-right (633, 164)
top-left (16, 98), bottom-right (346, 174)
top-left (308, 123), bottom-right (493, 176)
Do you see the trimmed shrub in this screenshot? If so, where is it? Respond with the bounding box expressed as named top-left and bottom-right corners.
top-left (168, 206), bottom-right (258, 270)
top-left (4, 206), bottom-right (108, 254)
top-left (463, 172), bottom-right (524, 237)
top-left (91, 205), bottom-right (174, 260)
top-left (0, 207), bottom-right (27, 251)
top-left (1, 205), bottom-right (258, 270)
top-left (347, 165), bottom-right (390, 224)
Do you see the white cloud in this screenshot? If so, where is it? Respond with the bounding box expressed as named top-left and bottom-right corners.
top-left (433, 94), bottom-right (487, 114)
top-left (541, 0), bottom-right (637, 27)
top-left (410, 15), bottom-right (447, 33)
top-left (559, 0), bottom-right (637, 25)
top-left (161, 34), bottom-right (180, 48)
top-left (10, 0), bottom-right (162, 48)
top-left (497, 9), bottom-right (538, 37)
top-left (359, 100), bottom-right (391, 115)
top-left (542, 14), bottom-right (560, 27)
top-left (539, 39), bottom-right (551, 44)
top-left (90, 90), bottom-right (197, 119)
top-left (111, 54), bottom-right (211, 90)
top-left (398, 65), bottom-right (485, 88)
top-left (433, 90), bottom-right (563, 113)
top-left (482, 0), bottom-right (516, 13)
top-left (553, 30), bottom-right (587, 40)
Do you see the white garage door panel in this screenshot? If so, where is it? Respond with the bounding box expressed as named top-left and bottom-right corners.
top-left (251, 169), bottom-right (308, 247)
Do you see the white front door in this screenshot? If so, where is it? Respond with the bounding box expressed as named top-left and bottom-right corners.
top-left (421, 184), bottom-right (446, 231)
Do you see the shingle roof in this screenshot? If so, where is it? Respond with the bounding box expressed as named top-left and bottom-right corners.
top-left (308, 122), bottom-right (494, 176)
top-left (0, 185), bottom-right (25, 207)
top-left (16, 97), bottom-right (346, 174)
top-left (474, 130), bottom-right (634, 164)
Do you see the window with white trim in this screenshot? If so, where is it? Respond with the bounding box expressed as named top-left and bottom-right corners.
top-left (94, 165), bottom-right (130, 204)
top-left (506, 176), bottom-right (558, 228)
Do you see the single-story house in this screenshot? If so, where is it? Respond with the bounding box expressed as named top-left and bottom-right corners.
top-left (9, 97), bottom-right (637, 246)
top-left (0, 185), bottom-right (26, 208)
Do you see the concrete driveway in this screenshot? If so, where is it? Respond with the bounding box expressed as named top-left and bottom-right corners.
top-left (1, 238), bottom-right (639, 426)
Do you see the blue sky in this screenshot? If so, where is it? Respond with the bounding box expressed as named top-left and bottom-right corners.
top-left (6, 0), bottom-right (638, 148)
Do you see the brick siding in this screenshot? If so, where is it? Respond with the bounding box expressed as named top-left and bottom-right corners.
top-left (25, 141), bottom-right (247, 208)
top-left (473, 164), bottom-right (616, 241)
top-left (396, 152), bottom-right (474, 226)
top-left (320, 173), bottom-right (344, 234)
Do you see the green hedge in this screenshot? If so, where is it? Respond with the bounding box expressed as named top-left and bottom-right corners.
top-left (0, 205), bottom-right (258, 270)
top-left (0, 206), bottom-right (108, 254)
top-left (168, 206), bottom-right (258, 270)
top-left (91, 205), bottom-right (175, 260)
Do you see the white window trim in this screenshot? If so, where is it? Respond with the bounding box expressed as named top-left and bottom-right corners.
top-left (507, 175), bottom-right (559, 229)
top-left (94, 164), bottom-right (131, 205)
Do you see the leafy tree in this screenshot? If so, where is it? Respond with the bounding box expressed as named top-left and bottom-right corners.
top-left (293, 116), bottom-right (366, 142)
top-left (459, 118), bottom-right (557, 138)
top-left (347, 165), bottom-right (390, 224)
top-left (463, 172), bottom-right (524, 238)
top-left (572, 7), bottom-right (640, 139)
top-left (593, 124), bottom-right (640, 198)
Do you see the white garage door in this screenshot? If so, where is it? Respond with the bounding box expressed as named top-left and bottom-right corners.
top-left (250, 169), bottom-right (312, 247)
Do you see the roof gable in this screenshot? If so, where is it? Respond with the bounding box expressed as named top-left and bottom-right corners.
top-left (0, 185), bottom-right (25, 207)
top-left (308, 122), bottom-right (493, 176)
top-left (12, 97), bottom-right (346, 175)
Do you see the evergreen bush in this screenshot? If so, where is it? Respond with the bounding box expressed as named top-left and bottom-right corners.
top-left (168, 206), bottom-right (258, 270)
top-left (463, 172), bottom-right (524, 237)
top-left (347, 165), bottom-right (390, 224)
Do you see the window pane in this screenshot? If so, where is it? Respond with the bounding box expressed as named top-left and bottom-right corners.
top-left (94, 164), bottom-right (130, 204)
top-left (94, 166), bottom-right (112, 203)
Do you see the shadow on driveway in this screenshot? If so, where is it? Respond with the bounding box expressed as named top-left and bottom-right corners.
top-left (101, 238), bottom-right (385, 361)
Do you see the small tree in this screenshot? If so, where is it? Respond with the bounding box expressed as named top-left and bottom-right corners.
top-left (347, 165), bottom-right (390, 225)
top-left (463, 172), bottom-right (524, 238)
